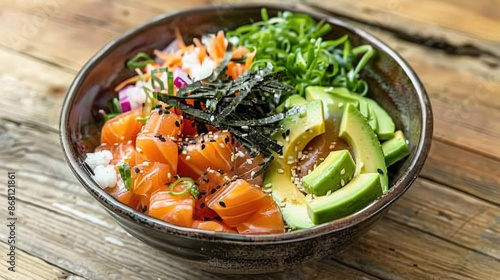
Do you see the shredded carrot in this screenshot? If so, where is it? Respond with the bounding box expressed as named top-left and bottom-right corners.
top-left (193, 38), bottom-right (207, 64)
top-left (231, 46), bottom-right (250, 60)
top-left (175, 28), bottom-right (186, 50)
top-left (114, 76), bottom-right (141, 92)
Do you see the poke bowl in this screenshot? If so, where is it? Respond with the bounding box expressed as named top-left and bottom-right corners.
top-left (59, 3), bottom-right (433, 274)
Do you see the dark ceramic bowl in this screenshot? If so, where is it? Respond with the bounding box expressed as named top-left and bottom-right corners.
top-left (60, 3), bottom-right (433, 274)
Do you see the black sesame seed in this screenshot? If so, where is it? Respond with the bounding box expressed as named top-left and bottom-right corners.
top-left (197, 193), bottom-right (203, 200)
top-left (210, 139), bottom-right (216, 143)
top-left (200, 190), bottom-right (207, 195)
top-left (210, 188), bottom-right (217, 194)
top-left (175, 120), bottom-right (180, 127)
top-left (201, 144), bottom-right (206, 150)
top-left (216, 185), bottom-right (221, 189)
top-left (134, 167), bottom-right (140, 173)
top-left (158, 109), bottom-right (163, 115)
top-left (219, 201), bottom-right (226, 208)
top-left (214, 216), bottom-right (223, 221)
top-left (180, 119), bottom-right (183, 124)
top-left (258, 161), bottom-right (266, 166)
top-left (377, 168), bottom-right (384, 175)
top-left (178, 145), bottom-right (183, 154)
top-left (155, 104), bottom-right (162, 109)
top-left (217, 169), bottom-right (225, 175)
top-left (286, 129), bottom-right (290, 136)
top-left (204, 217), bottom-right (210, 221)
top-left (154, 133), bottom-right (162, 138)
top-left (159, 136), bottom-right (166, 142)
top-left (203, 178), bottom-right (209, 183)
top-left (281, 132), bottom-right (286, 139)
top-left (142, 205), bottom-right (147, 213)
top-left (224, 136), bottom-right (230, 144)
top-left (200, 203), bottom-right (205, 209)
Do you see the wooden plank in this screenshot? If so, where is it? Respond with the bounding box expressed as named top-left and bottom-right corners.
top-left (387, 178), bottom-right (500, 259)
top-left (1, 119), bottom-right (499, 265)
top-left (336, 218), bottom-right (500, 280)
top-left (0, 242), bottom-right (73, 279)
top-left (304, 0), bottom-right (500, 57)
top-left (421, 141), bottom-right (500, 205)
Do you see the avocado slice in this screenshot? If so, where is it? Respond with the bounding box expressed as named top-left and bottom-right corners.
top-left (339, 103), bottom-right (388, 193)
top-left (307, 173), bottom-right (383, 224)
top-left (308, 86), bottom-right (396, 140)
top-left (365, 98), bottom-right (395, 140)
top-left (264, 100), bottom-right (326, 230)
top-left (382, 130), bottom-right (410, 166)
top-left (284, 95), bottom-right (308, 109)
top-left (302, 150), bottom-right (356, 196)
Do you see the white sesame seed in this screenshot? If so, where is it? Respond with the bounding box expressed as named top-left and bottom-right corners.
top-left (340, 168), bottom-right (345, 175)
top-left (168, 173), bottom-right (172, 180)
top-left (186, 155), bottom-right (191, 161)
top-left (246, 158), bottom-right (253, 164)
top-left (277, 168), bottom-right (284, 174)
top-left (326, 190), bottom-right (332, 196)
top-left (182, 150), bottom-right (187, 155)
top-left (250, 171), bottom-right (256, 178)
top-left (219, 143), bottom-right (225, 148)
top-left (136, 147), bottom-right (143, 153)
top-left (264, 183), bottom-right (272, 188)
top-left (338, 102), bottom-right (344, 108)
top-left (341, 179), bottom-right (345, 186)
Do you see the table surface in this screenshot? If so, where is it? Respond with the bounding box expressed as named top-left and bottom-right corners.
top-left (0, 0), bottom-right (499, 279)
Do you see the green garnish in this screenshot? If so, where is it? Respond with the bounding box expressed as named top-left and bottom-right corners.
top-left (227, 9), bottom-right (374, 95)
top-left (112, 97), bottom-right (122, 114)
top-left (117, 162), bottom-right (132, 191)
top-left (126, 52), bottom-right (154, 70)
top-left (135, 116), bottom-right (150, 123)
top-left (169, 177), bottom-right (199, 198)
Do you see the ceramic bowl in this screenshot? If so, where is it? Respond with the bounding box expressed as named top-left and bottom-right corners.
top-left (60, 3), bottom-right (433, 274)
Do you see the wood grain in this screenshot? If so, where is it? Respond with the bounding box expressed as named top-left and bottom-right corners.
top-left (0, 242), bottom-right (72, 280)
top-left (1, 119), bottom-right (499, 279)
top-left (304, 0), bottom-right (500, 57)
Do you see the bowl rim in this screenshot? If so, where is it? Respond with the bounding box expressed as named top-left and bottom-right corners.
top-left (60, 2), bottom-right (433, 243)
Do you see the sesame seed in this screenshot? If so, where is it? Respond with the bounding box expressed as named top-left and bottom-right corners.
top-left (277, 168), bottom-right (284, 174)
top-left (285, 129), bottom-right (290, 136)
top-left (186, 155), bottom-right (191, 161)
top-left (134, 167), bottom-right (140, 173)
top-left (201, 144), bottom-right (206, 150)
top-left (341, 179), bottom-right (345, 186)
top-left (216, 185), bottom-right (221, 189)
top-left (250, 171), bottom-right (256, 178)
top-left (210, 188), bottom-right (216, 194)
top-left (242, 125), bottom-right (249, 130)
top-left (204, 217), bottom-right (210, 221)
top-left (136, 147), bottom-right (143, 153)
top-left (175, 120), bottom-right (180, 127)
top-left (340, 168), bottom-right (346, 175)
top-left (219, 143), bottom-right (225, 148)
top-left (377, 168), bottom-right (384, 175)
top-left (200, 203), bottom-right (205, 209)
top-left (219, 201), bottom-right (226, 208)
top-left (168, 173), bottom-right (172, 180)
top-left (246, 158), bottom-right (253, 165)
top-left (182, 150), bottom-right (187, 155)
top-left (326, 190), bottom-right (332, 196)
top-left (338, 102), bottom-right (344, 108)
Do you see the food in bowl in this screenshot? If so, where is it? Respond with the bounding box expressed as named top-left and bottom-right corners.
top-left (84, 9), bottom-right (410, 235)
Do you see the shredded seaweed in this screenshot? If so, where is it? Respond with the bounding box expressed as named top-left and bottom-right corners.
top-left (158, 64), bottom-right (295, 169)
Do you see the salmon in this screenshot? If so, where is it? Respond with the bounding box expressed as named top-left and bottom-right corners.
top-left (192, 220), bottom-right (236, 233)
top-left (148, 189), bottom-right (194, 228)
top-left (100, 108), bottom-right (144, 146)
top-left (194, 168), bottom-right (233, 221)
top-left (135, 133), bottom-right (178, 174)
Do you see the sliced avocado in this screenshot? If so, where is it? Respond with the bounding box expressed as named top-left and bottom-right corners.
top-left (312, 86), bottom-right (396, 140)
top-left (302, 150), bottom-right (356, 196)
top-left (382, 130), bottom-right (410, 166)
top-left (284, 95), bottom-right (308, 109)
top-left (339, 104), bottom-right (388, 193)
top-left (307, 173), bottom-right (382, 224)
top-left (279, 100), bottom-right (325, 161)
top-left (265, 100), bottom-right (326, 230)
top-left (365, 98), bottom-right (395, 140)
top-left (305, 86), bottom-right (360, 108)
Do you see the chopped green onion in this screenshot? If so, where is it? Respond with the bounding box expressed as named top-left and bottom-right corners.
top-left (135, 116), bottom-right (150, 123)
top-left (117, 162), bottom-right (132, 191)
top-left (167, 71), bottom-right (174, 95)
top-left (112, 97), bottom-right (122, 114)
top-left (126, 52), bottom-right (154, 70)
top-left (169, 177), bottom-right (199, 198)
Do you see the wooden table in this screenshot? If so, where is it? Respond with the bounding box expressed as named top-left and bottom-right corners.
top-left (0, 0), bottom-right (499, 279)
